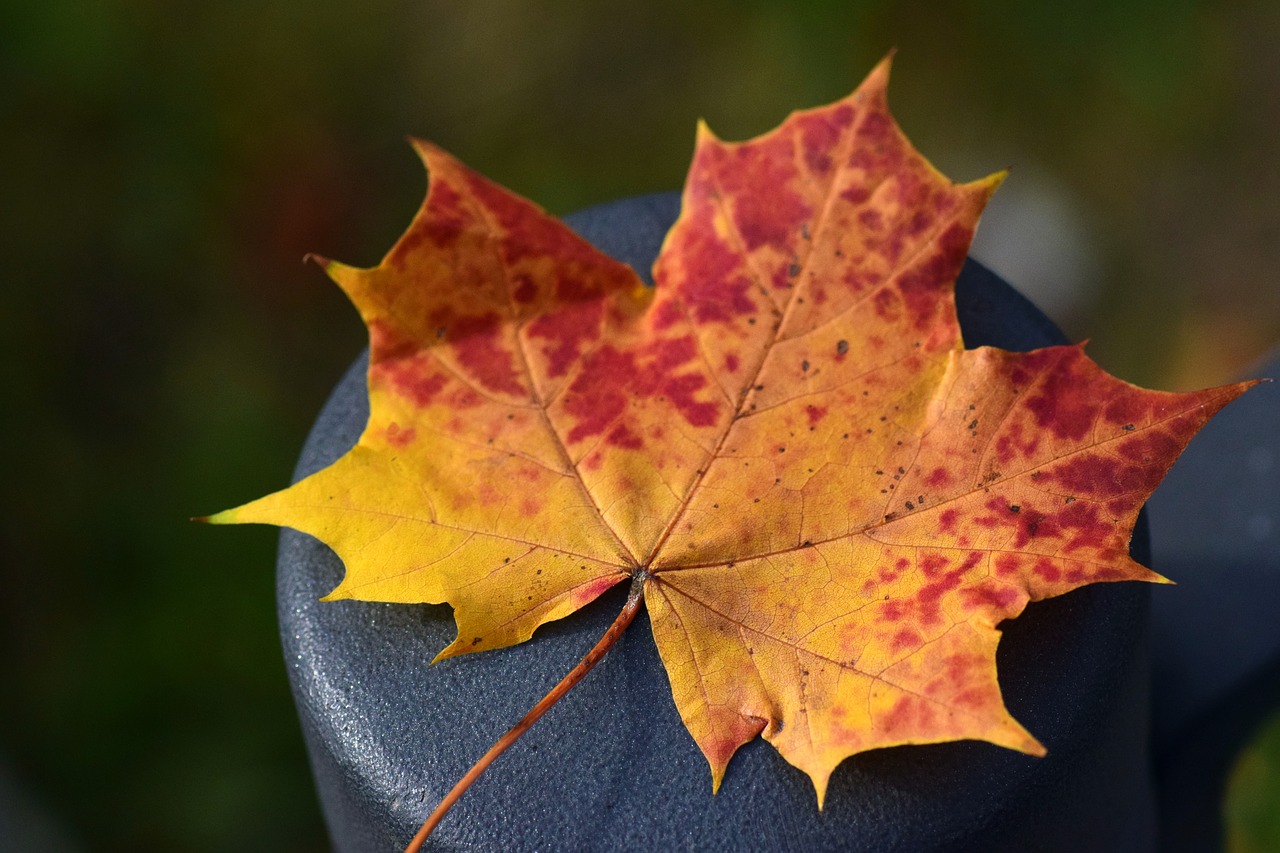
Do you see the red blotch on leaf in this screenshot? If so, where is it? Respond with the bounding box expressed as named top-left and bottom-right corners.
top-left (892, 627), bottom-right (924, 653)
top-left (528, 300), bottom-right (605, 379)
top-left (607, 424), bottom-right (644, 450)
top-left (385, 423), bottom-right (416, 448)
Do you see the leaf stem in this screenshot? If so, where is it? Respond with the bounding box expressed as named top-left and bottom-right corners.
top-left (404, 572), bottom-right (648, 853)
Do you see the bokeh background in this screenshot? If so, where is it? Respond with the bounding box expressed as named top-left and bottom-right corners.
top-left (4, 1), bottom-right (1278, 849)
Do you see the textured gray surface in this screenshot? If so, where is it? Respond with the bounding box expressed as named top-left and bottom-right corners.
top-left (1148, 349), bottom-right (1280, 851)
top-left (1149, 350), bottom-right (1280, 743)
top-left (277, 194), bottom-right (1158, 851)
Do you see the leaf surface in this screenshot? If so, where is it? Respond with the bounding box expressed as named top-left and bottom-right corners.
top-left (210, 58), bottom-right (1254, 801)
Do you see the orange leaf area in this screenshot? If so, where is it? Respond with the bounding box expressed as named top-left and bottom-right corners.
top-left (209, 58), bottom-right (1255, 802)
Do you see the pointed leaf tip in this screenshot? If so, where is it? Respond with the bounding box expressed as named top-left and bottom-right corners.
top-left (410, 137), bottom-right (460, 176)
top-left (982, 168), bottom-right (1009, 193)
top-left (197, 508), bottom-right (238, 525)
top-left (871, 49), bottom-right (895, 81)
top-left (814, 778), bottom-right (829, 812)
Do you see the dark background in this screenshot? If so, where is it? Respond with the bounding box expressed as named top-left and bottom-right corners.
top-left (4, 1), bottom-right (1278, 849)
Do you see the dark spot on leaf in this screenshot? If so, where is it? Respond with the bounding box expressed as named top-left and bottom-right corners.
top-left (905, 501), bottom-right (915, 510)
top-left (471, 637), bottom-right (482, 646)
top-left (1123, 423), bottom-right (1136, 431)
top-left (837, 339), bottom-right (849, 356)
top-left (801, 360), bottom-right (810, 372)
top-left (1010, 505), bottom-right (1021, 513)
top-left (789, 263), bottom-right (801, 277)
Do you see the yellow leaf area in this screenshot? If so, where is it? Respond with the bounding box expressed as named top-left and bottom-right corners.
top-left (209, 58), bottom-right (1254, 804)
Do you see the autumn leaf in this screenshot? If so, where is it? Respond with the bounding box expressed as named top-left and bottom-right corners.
top-left (206, 56), bottom-right (1255, 829)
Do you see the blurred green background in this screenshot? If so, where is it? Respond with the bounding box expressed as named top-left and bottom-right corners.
top-left (4, 1), bottom-right (1278, 849)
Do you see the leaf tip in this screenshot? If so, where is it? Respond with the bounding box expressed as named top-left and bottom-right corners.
top-left (871, 48), bottom-right (896, 84)
top-left (319, 582), bottom-right (353, 604)
top-left (197, 508), bottom-right (237, 526)
top-left (310, 254), bottom-right (365, 293)
top-left (304, 252), bottom-right (363, 289)
top-left (431, 644), bottom-right (465, 666)
top-left (406, 134), bottom-right (433, 157)
top-left (1212, 377), bottom-right (1268, 412)
top-left (811, 772), bottom-right (833, 811)
top-left (694, 118), bottom-right (719, 145)
top-left (982, 168), bottom-right (1010, 195)
top-left (998, 720), bottom-right (1047, 758)
top-left (409, 136), bottom-right (459, 177)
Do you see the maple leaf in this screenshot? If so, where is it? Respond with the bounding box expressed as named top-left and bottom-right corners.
top-left (206, 57), bottom-right (1255, 838)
